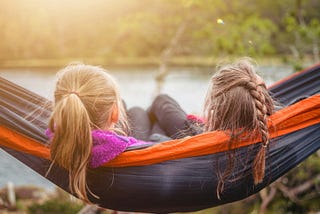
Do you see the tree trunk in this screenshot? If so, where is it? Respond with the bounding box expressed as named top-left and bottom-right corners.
top-left (153, 20), bottom-right (187, 96)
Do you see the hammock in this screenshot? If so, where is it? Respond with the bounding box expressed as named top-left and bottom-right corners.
top-left (0, 64), bottom-right (319, 213)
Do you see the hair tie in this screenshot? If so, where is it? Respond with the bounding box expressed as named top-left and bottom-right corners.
top-left (262, 140), bottom-right (269, 148)
top-left (69, 91), bottom-right (80, 97)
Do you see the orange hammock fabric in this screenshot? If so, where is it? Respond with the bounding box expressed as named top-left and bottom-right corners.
top-left (1, 94), bottom-right (319, 167)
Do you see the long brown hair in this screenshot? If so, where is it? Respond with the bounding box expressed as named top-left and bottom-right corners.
top-left (48, 64), bottom-right (128, 202)
top-left (203, 58), bottom-right (275, 196)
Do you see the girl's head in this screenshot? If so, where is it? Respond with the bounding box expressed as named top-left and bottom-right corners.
top-left (204, 58), bottom-right (274, 133)
top-left (48, 63), bottom-right (127, 201)
top-left (203, 58), bottom-right (275, 185)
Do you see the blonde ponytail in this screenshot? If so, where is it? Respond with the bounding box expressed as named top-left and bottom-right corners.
top-left (50, 93), bottom-right (92, 201)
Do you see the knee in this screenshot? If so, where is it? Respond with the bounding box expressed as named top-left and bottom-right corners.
top-left (153, 94), bottom-right (172, 106)
top-left (128, 106), bottom-right (145, 115)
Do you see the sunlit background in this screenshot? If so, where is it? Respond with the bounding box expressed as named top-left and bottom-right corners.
top-left (0, 0), bottom-right (319, 66)
top-left (0, 0), bottom-right (319, 213)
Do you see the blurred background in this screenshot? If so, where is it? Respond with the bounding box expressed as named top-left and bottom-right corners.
top-left (0, 0), bottom-right (319, 67)
top-left (0, 0), bottom-right (319, 213)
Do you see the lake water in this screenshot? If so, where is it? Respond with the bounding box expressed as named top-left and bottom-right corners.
top-left (0, 65), bottom-right (293, 189)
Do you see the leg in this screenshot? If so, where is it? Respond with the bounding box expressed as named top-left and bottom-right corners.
top-left (148, 94), bottom-right (189, 139)
top-left (150, 122), bottom-right (166, 136)
top-left (127, 106), bottom-right (151, 141)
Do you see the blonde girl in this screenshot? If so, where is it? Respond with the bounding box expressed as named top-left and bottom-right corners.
top-left (47, 64), bottom-right (149, 202)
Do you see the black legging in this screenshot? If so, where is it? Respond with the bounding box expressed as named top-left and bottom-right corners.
top-left (127, 106), bottom-right (152, 141)
top-left (128, 94), bottom-right (202, 141)
top-left (148, 94), bottom-right (190, 139)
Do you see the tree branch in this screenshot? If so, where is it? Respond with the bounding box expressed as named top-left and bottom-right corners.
top-left (277, 174), bottom-right (320, 203)
top-left (258, 184), bottom-right (278, 214)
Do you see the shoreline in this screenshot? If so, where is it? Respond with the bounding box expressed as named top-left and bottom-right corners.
top-left (0, 56), bottom-right (313, 70)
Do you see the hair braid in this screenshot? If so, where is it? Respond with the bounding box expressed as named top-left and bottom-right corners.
top-left (204, 58), bottom-right (276, 196)
top-left (247, 82), bottom-right (270, 184)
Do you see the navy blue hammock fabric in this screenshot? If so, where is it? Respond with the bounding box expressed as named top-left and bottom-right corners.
top-left (0, 64), bottom-right (320, 213)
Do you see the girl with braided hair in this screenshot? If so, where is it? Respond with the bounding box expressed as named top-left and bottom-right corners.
top-left (148, 58), bottom-right (276, 196)
top-left (203, 58), bottom-right (275, 195)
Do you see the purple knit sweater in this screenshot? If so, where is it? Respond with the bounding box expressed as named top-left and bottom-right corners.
top-left (45, 129), bottom-right (148, 168)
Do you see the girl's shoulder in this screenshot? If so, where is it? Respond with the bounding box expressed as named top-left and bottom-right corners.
top-left (91, 129), bottom-right (144, 146)
top-left (90, 130), bottom-right (148, 168)
top-left (90, 130), bottom-right (129, 168)
top-left (91, 129), bottom-right (121, 145)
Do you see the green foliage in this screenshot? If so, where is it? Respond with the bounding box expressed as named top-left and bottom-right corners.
top-left (210, 14), bottom-right (277, 56)
top-left (27, 198), bottom-right (83, 214)
top-left (0, 0), bottom-right (319, 65)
